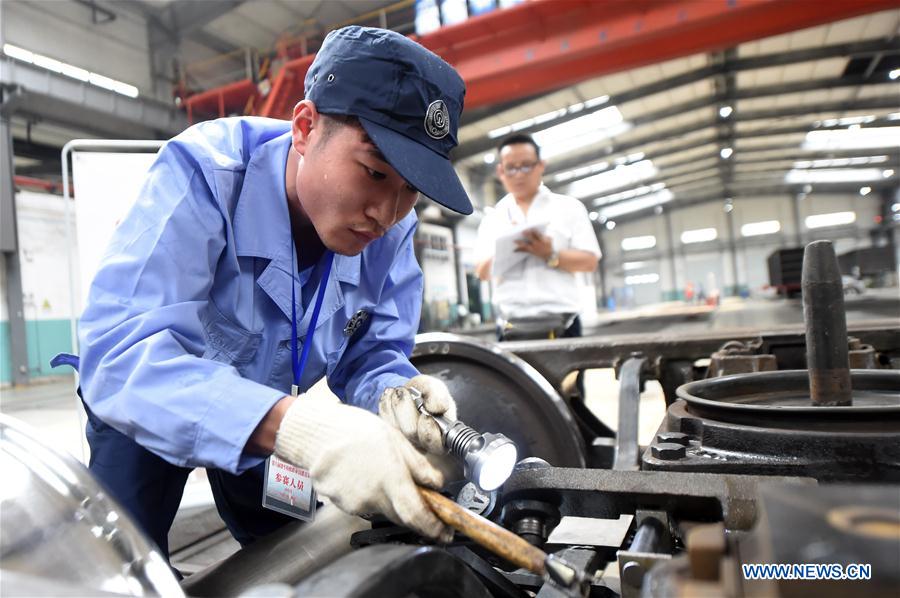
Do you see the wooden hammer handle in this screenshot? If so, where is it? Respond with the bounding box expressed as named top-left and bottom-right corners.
top-left (418, 486), bottom-right (547, 575)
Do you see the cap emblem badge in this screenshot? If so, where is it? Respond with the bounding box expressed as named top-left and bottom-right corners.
top-left (424, 100), bottom-right (450, 140)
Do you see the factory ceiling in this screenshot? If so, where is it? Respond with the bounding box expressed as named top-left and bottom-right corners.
top-left (6, 0), bottom-right (899, 224)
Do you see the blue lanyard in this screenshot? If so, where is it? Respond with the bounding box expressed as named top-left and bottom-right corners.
top-left (290, 249), bottom-right (334, 396)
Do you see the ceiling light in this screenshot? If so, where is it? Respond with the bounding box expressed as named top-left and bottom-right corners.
top-left (554, 160), bottom-right (609, 183)
top-left (793, 156), bottom-right (889, 169)
top-left (625, 273), bottom-right (660, 285)
top-left (621, 235), bottom-right (656, 251)
top-left (719, 105), bottom-right (733, 118)
top-left (483, 153), bottom-right (495, 164)
top-left (889, 69), bottom-right (900, 80)
top-left (593, 183), bottom-right (664, 206)
top-left (605, 220), bottom-right (616, 230)
top-left (805, 211), bottom-right (856, 229)
top-left (489, 125), bottom-right (512, 139)
top-left (741, 220), bottom-right (781, 237)
top-left (891, 203), bottom-right (900, 213)
top-left (567, 159), bottom-right (657, 199)
top-left (837, 115), bottom-right (876, 126)
top-left (720, 147), bottom-right (733, 159)
top-left (589, 211), bottom-right (599, 221)
top-left (883, 169), bottom-right (895, 178)
top-left (2, 42), bottom-right (138, 97)
top-left (803, 127), bottom-right (899, 150)
top-left (623, 261), bottom-right (646, 271)
top-left (848, 124), bottom-right (861, 130)
top-left (785, 168), bottom-right (883, 184)
top-left (583, 95), bottom-right (610, 109)
top-left (533, 106), bottom-right (630, 159)
top-left (859, 186), bottom-right (871, 196)
top-left (3, 43), bottom-right (34, 62)
top-left (680, 228), bottom-right (718, 244)
top-left (487, 95), bottom-right (611, 139)
top-left (599, 188), bottom-right (674, 219)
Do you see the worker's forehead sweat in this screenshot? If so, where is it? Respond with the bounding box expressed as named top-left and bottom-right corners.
top-left (305, 26), bottom-right (472, 215)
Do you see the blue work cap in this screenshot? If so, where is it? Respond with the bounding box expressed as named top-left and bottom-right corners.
top-left (305, 26), bottom-right (472, 215)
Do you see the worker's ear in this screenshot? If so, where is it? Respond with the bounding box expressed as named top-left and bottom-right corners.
top-left (291, 100), bottom-right (319, 156)
top-left (495, 162), bottom-right (504, 179)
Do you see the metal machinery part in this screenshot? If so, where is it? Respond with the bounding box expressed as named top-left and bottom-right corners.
top-left (180, 506), bottom-right (371, 597)
top-left (410, 333), bottom-right (586, 469)
top-left (292, 545), bottom-right (494, 598)
top-left (645, 370), bottom-right (900, 480)
top-left (644, 484), bottom-right (900, 598)
top-left (645, 242), bottom-right (900, 482)
top-left (4, 239), bottom-right (898, 597)
top-left (502, 320), bottom-right (899, 405)
top-left (0, 414), bottom-right (184, 597)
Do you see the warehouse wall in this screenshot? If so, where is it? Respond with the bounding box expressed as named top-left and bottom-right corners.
top-left (2, 0), bottom-right (154, 96)
top-left (601, 190), bottom-right (888, 308)
top-left (0, 191), bottom-right (77, 384)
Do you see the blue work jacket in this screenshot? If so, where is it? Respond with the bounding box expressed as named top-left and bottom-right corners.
top-left (78, 117), bottom-right (422, 475)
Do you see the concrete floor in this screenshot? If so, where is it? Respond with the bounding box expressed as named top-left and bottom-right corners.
top-left (584, 289), bottom-right (900, 337)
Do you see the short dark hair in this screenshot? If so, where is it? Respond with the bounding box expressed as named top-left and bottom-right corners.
top-left (498, 134), bottom-right (541, 160)
top-left (318, 112), bottom-right (362, 146)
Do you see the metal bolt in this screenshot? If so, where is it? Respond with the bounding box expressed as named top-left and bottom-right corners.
top-left (621, 560), bottom-right (645, 587)
top-left (656, 431), bottom-right (690, 446)
top-left (651, 442), bottom-right (686, 461)
top-left (802, 240), bottom-right (852, 406)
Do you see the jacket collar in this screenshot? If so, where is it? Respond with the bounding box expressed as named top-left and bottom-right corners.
top-left (231, 130), bottom-right (360, 287)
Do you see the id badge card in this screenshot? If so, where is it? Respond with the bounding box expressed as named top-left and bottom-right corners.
top-left (262, 455), bottom-right (316, 521)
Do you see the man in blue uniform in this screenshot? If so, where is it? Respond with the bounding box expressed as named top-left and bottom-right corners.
top-left (74, 26), bottom-right (472, 557)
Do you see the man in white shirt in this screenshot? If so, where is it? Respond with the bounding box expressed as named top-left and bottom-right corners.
top-left (475, 134), bottom-right (601, 340)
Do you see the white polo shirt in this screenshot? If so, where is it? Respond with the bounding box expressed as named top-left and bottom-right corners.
top-left (476, 185), bottom-right (601, 318)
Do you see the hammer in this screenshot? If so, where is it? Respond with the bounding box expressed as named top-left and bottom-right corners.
top-left (418, 487), bottom-right (588, 594)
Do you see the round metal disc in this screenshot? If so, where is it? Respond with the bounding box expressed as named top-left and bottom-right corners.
top-left (677, 369), bottom-right (900, 419)
top-left (411, 333), bottom-right (586, 468)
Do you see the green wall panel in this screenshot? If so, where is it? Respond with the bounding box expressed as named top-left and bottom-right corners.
top-left (0, 319), bottom-right (74, 384)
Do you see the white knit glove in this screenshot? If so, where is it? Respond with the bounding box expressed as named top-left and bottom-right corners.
top-left (379, 374), bottom-right (457, 455)
top-left (274, 397), bottom-right (452, 541)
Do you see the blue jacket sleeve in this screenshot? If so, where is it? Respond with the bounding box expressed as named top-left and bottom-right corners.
top-left (327, 221), bottom-right (422, 412)
top-left (77, 141), bottom-right (285, 474)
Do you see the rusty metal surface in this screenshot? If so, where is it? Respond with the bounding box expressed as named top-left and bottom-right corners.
top-left (706, 340), bottom-right (777, 378)
top-left (848, 336), bottom-right (878, 369)
top-left (802, 241), bottom-right (853, 406)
